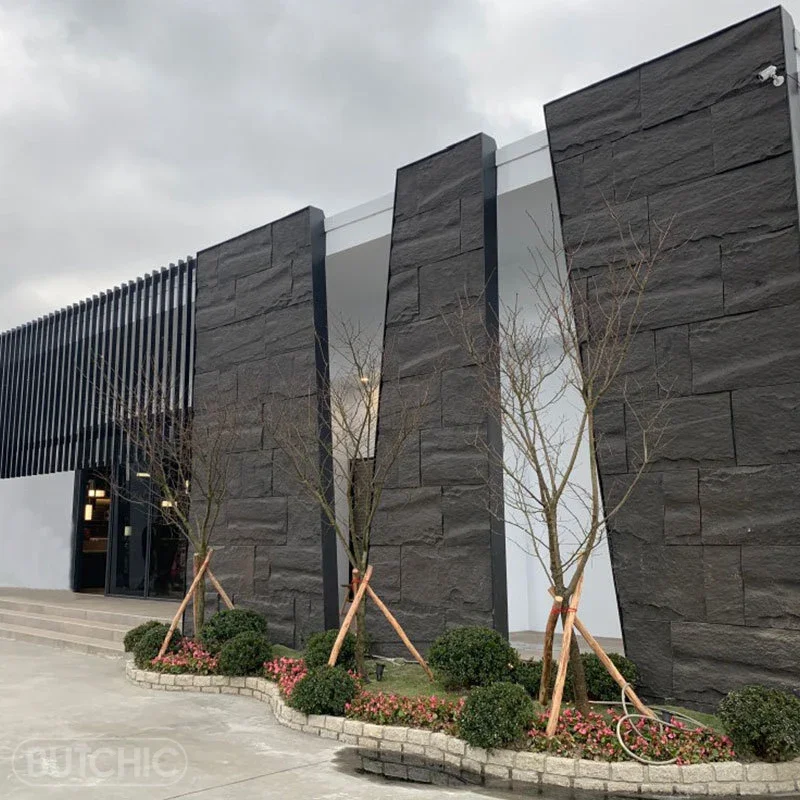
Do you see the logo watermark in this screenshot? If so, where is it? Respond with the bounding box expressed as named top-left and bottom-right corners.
top-left (12, 738), bottom-right (188, 787)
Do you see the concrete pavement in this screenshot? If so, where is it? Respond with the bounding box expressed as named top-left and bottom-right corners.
top-left (0, 639), bottom-right (504, 799)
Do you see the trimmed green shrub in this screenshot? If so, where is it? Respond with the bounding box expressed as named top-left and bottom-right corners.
top-left (428, 627), bottom-right (519, 689)
top-left (458, 682), bottom-right (535, 749)
top-left (133, 624), bottom-right (181, 669)
top-left (288, 666), bottom-right (357, 716)
top-left (513, 659), bottom-right (545, 698)
top-left (719, 685), bottom-right (800, 762)
top-left (582, 652), bottom-right (638, 701)
top-left (124, 620), bottom-right (166, 653)
top-left (304, 629), bottom-right (357, 672)
top-left (198, 608), bottom-right (268, 654)
top-left (217, 631), bottom-right (273, 676)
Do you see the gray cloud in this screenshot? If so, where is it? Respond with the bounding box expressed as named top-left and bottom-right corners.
top-left (1, 0), bottom-right (798, 328)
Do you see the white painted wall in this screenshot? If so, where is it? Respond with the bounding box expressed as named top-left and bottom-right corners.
top-left (498, 178), bottom-right (621, 639)
top-left (0, 471), bottom-right (75, 589)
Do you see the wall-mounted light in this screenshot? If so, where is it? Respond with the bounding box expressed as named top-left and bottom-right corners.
top-left (84, 504), bottom-right (93, 522)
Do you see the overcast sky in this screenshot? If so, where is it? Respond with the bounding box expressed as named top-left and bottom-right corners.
top-left (2, 0), bottom-right (798, 329)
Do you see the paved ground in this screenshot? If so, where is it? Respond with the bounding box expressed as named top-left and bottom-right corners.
top-left (0, 640), bottom-right (508, 800)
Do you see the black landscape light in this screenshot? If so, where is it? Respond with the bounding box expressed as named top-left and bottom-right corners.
top-left (375, 663), bottom-right (385, 681)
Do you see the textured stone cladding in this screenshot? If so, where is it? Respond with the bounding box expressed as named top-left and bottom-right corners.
top-left (546, 7), bottom-right (800, 709)
top-left (192, 207), bottom-right (337, 647)
top-left (369, 134), bottom-right (508, 654)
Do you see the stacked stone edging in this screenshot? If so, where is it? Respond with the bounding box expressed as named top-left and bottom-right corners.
top-left (125, 661), bottom-right (800, 795)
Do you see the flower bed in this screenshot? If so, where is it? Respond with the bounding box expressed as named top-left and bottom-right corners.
top-left (527, 707), bottom-right (735, 765)
top-left (346, 691), bottom-right (464, 735)
top-left (149, 639), bottom-right (218, 674)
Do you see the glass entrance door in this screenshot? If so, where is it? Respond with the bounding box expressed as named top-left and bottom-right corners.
top-left (108, 467), bottom-right (187, 599)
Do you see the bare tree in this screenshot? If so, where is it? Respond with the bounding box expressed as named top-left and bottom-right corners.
top-left (455, 208), bottom-right (672, 713)
top-left (101, 364), bottom-right (240, 632)
top-left (262, 318), bottom-right (433, 675)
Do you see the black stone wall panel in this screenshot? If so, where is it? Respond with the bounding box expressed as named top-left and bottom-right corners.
top-left (371, 134), bottom-right (507, 653)
top-left (193, 209), bottom-right (337, 648)
top-left (546, 7), bottom-right (800, 706)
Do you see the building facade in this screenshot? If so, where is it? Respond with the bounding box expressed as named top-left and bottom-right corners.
top-left (1, 6), bottom-right (798, 705)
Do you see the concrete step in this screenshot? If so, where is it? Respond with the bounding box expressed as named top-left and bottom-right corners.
top-left (0, 609), bottom-right (130, 644)
top-left (0, 596), bottom-right (174, 630)
top-left (0, 622), bottom-right (124, 657)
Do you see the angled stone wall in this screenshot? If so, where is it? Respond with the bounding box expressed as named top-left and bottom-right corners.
top-left (193, 208), bottom-right (337, 647)
top-left (370, 134), bottom-right (507, 654)
top-left (546, 7), bottom-right (800, 709)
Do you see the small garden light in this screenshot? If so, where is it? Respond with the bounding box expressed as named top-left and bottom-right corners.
top-left (375, 663), bottom-right (385, 681)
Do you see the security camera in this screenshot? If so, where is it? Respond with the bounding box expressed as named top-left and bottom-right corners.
top-left (757, 65), bottom-right (785, 87)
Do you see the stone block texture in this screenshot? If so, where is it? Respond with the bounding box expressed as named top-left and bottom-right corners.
top-left (370, 134), bottom-right (507, 653)
top-left (193, 208), bottom-right (337, 647)
top-left (546, 8), bottom-right (800, 709)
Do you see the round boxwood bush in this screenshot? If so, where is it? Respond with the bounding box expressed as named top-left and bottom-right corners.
top-left (124, 620), bottom-right (166, 653)
top-left (217, 631), bottom-right (273, 676)
top-left (513, 659), bottom-right (546, 698)
top-left (304, 629), bottom-right (357, 672)
top-left (719, 685), bottom-right (800, 762)
top-left (582, 652), bottom-right (638, 701)
top-left (288, 666), bottom-right (357, 716)
top-left (458, 682), bottom-right (535, 749)
top-left (198, 608), bottom-right (268, 654)
top-left (133, 624), bottom-right (182, 669)
top-left (428, 627), bottom-right (519, 689)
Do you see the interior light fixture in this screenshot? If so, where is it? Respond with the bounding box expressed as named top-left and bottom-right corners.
top-left (136, 472), bottom-right (151, 478)
top-left (84, 504), bottom-right (93, 522)
top-left (94, 490), bottom-right (106, 499)
top-left (161, 500), bottom-right (174, 508)
top-left (359, 376), bottom-right (370, 384)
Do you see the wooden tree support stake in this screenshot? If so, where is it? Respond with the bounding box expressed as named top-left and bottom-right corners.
top-left (328, 566), bottom-right (373, 667)
top-left (546, 574), bottom-right (584, 737)
top-left (365, 584), bottom-right (434, 681)
top-left (206, 567), bottom-right (235, 610)
top-left (572, 615), bottom-right (655, 720)
top-left (159, 549), bottom-right (213, 657)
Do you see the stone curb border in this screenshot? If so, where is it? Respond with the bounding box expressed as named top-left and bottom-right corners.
top-left (125, 661), bottom-right (800, 796)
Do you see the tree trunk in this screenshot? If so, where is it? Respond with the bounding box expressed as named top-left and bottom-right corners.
top-left (538, 600), bottom-right (560, 705)
top-left (568, 633), bottom-right (590, 715)
top-left (355, 595), bottom-right (368, 677)
top-left (192, 550), bottom-right (207, 634)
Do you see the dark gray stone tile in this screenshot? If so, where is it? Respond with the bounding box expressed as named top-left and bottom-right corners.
top-left (700, 464), bottom-right (800, 544)
top-left (257, 544), bottom-right (324, 594)
top-left (721, 226), bottom-right (800, 315)
top-left (605, 474), bottom-right (664, 544)
top-left (373, 486), bottom-right (442, 546)
top-left (690, 301), bottom-right (800, 392)
top-left (367, 545), bottom-right (402, 602)
top-left (562, 197), bottom-right (650, 273)
top-left (586, 329), bottom-right (658, 402)
top-left (640, 8), bottom-right (784, 128)
top-left (196, 245), bottom-right (220, 289)
top-left (703, 545), bottom-right (744, 625)
top-left (226, 497), bottom-right (288, 545)
top-left (218, 224), bottom-right (272, 283)
top-left (227, 450), bottom-right (272, 499)
top-left (712, 83), bottom-right (792, 173)
top-left (418, 250), bottom-right (485, 320)
top-left (235, 264), bottom-right (293, 319)
top-left (272, 209), bottom-right (311, 262)
top-left (262, 304), bottom-right (316, 355)
top-left (672, 621), bottom-right (800, 708)
top-left (733, 383), bottom-right (800, 465)
top-left (655, 325), bottom-right (692, 397)
top-left (385, 269), bottom-right (419, 324)
top-left (594, 401), bottom-right (628, 475)
top-left (545, 69), bottom-right (641, 162)
top-left (394, 135), bottom-right (487, 221)
top-left (663, 470), bottom-right (701, 544)
top-left (442, 485), bottom-right (490, 546)
top-left (649, 153), bottom-right (796, 251)
top-left (618, 615), bottom-right (673, 699)
top-left (441, 366), bottom-right (485, 426)
top-left (195, 279), bottom-right (236, 331)
top-left (390, 202), bottom-right (461, 271)
top-left (742, 545), bottom-right (800, 630)
top-left (627, 393), bottom-right (735, 470)
top-left (420, 425), bottom-right (487, 486)
top-left (195, 314), bottom-right (264, 365)
top-left (553, 154), bottom-right (585, 218)
top-left (613, 110), bottom-right (713, 201)
top-left (460, 192), bottom-right (485, 252)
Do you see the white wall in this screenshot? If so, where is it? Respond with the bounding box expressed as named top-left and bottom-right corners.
top-left (0, 471), bottom-right (74, 589)
top-left (498, 179), bottom-right (621, 639)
